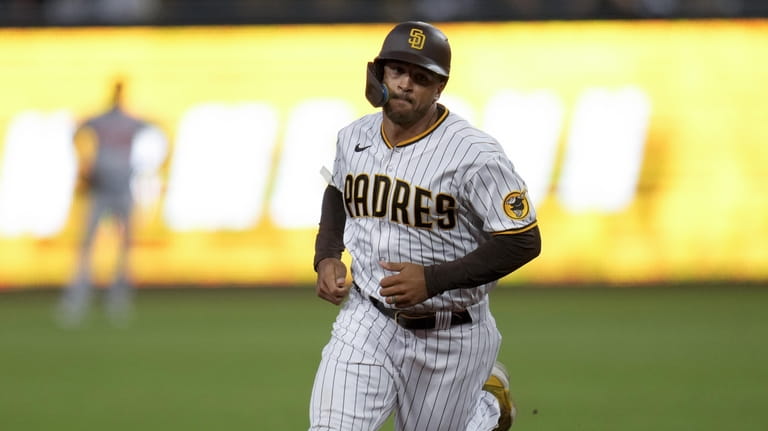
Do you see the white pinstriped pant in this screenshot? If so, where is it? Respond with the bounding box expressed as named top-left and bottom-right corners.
top-left (309, 287), bottom-right (502, 431)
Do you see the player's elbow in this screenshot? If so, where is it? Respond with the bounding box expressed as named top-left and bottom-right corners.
top-left (516, 225), bottom-right (541, 266)
top-left (528, 225), bottom-right (542, 260)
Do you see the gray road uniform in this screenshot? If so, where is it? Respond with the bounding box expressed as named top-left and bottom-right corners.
top-left (58, 106), bottom-right (148, 324)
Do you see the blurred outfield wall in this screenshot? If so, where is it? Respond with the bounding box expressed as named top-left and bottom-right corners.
top-left (0, 21), bottom-right (766, 288)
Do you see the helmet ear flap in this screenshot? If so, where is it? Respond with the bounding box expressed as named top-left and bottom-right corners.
top-left (365, 61), bottom-right (389, 107)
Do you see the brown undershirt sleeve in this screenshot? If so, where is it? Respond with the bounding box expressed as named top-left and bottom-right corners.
top-left (423, 225), bottom-right (542, 297)
top-left (313, 185), bottom-right (347, 271)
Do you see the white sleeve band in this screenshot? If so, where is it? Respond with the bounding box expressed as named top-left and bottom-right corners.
top-left (319, 166), bottom-right (333, 185)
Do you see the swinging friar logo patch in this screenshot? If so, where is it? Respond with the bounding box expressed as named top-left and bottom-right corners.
top-left (503, 190), bottom-right (530, 220)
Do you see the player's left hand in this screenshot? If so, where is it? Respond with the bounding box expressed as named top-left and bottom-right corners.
top-left (378, 261), bottom-right (428, 308)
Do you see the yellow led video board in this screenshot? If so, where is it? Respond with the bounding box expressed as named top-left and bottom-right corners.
top-left (0, 21), bottom-right (766, 288)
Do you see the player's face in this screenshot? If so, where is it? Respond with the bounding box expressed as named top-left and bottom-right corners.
top-left (382, 61), bottom-right (445, 126)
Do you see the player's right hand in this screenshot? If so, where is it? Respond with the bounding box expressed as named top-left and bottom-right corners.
top-left (315, 258), bottom-right (350, 305)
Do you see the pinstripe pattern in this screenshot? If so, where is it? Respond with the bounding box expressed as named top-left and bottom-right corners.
top-left (310, 105), bottom-right (532, 430)
top-left (310, 289), bottom-right (501, 431)
top-left (331, 106), bottom-right (536, 310)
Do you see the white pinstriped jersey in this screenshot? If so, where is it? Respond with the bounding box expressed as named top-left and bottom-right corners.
top-left (329, 104), bottom-right (537, 312)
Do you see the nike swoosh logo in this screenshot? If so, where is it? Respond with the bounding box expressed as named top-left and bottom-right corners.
top-left (354, 143), bottom-right (372, 152)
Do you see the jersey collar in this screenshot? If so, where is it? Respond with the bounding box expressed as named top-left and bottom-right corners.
top-left (381, 104), bottom-right (448, 149)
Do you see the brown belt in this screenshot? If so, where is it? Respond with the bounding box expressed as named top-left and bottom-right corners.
top-left (357, 285), bottom-right (472, 330)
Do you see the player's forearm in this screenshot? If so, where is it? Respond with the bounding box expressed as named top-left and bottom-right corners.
top-left (313, 185), bottom-right (347, 271)
top-left (423, 225), bottom-right (541, 297)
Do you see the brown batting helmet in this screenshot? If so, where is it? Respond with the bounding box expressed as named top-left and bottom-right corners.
top-left (365, 21), bottom-right (451, 107)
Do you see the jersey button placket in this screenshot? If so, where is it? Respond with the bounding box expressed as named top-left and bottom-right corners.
top-left (386, 147), bottom-right (395, 171)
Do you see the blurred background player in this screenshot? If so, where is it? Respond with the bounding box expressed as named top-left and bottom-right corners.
top-left (56, 80), bottom-right (152, 327)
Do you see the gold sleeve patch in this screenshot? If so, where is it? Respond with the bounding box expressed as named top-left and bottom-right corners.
top-left (503, 190), bottom-right (530, 220)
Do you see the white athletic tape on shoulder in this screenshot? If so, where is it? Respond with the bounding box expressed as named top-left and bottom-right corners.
top-left (319, 166), bottom-right (333, 184)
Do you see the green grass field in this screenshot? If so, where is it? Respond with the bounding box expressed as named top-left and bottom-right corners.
top-left (1, 285), bottom-right (767, 430)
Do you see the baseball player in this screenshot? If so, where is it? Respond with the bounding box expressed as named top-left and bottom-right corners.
top-left (57, 80), bottom-right (150, 327)
top-left (310, 21), bottom-right (541, 431)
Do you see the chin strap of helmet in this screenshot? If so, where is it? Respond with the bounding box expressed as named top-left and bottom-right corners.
top-left (365, 61), bottom-right (389, 107)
